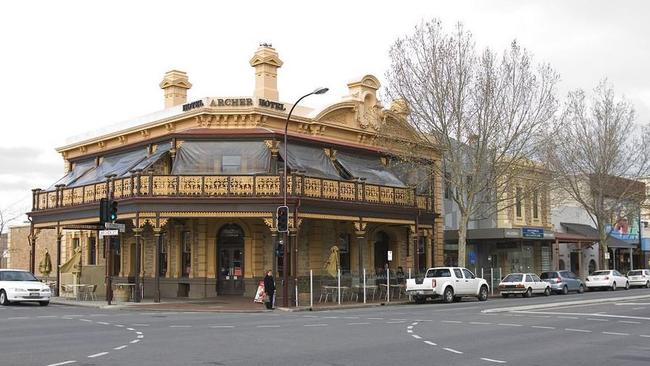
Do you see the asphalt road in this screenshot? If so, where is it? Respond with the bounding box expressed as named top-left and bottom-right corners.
top-left (1, 288), bottom-right (650, 366)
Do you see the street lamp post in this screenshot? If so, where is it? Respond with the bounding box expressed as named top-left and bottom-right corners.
top-left (282, 87), bottom-right (328, 307)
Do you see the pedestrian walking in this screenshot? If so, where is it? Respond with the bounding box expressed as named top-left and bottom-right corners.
top-left (263, 269), bottom-right (276, 309)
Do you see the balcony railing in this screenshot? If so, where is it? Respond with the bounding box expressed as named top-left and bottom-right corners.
top-left (32, 174), bottom-right (434, 212)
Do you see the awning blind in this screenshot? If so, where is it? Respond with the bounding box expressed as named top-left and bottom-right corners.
top-left (335, 151), bottom-right (405, 187)
top-left (278, 143), bottom-right (342, 180)
top-left (171, 141), bottom-right (270, 174)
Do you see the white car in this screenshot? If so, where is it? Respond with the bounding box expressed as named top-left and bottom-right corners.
top-left (405, 267), bottom-right (489, 303)
top-left (586, 270), bottom-right (629, 291)
top-left (0, 269), bottom-right (51, 306)
top-left (627, 269), bottom-right (650, 288)
top-left (498, 273), bottom-right (551, 297)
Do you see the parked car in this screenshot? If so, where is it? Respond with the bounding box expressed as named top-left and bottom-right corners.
top-left (498, 273), bottom-right (551, 297)
top-left (0, 269), bottom-right (51, 306)
top-left (540, 270), bottom-right (585, 294)
top-left (405, 267), bottom-right (489, 303)
top-left (627, 269), bottom-right (650, 288)
top-left (586, 270), bottom-right (629, 291)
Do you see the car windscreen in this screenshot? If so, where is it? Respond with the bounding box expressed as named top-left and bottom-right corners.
top-left (628, 270), bottom-right (643, 276)
top-left (591, 271), bottom-right (610, 276)
top-left (1, 271), bottom-right (39, 281)
top-left (502, 274), bottom-right (523, 282)
top-left (540, 272), bottom-right (557, 279)
top-left (426, 269), bottom-right (451, 278)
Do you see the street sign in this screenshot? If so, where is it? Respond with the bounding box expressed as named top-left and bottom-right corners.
top-left (104, 222), bottom-right (126, 232)
top-left (99, 229), bottom-right (119, 238)
top-left (522, 227), bottom-right (544, 238)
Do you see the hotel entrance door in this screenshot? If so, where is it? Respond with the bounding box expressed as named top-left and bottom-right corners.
top-left (217, 224), bottom-right (245, 295)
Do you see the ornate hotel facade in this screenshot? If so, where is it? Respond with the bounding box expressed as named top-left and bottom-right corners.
top-left (28, 46), bottom-right (443, 301)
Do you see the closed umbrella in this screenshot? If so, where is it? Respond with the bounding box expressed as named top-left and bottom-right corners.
top-left (39, 250), bottom-right (52, 276)
top-left (324, 246), bottom-right (340, 278)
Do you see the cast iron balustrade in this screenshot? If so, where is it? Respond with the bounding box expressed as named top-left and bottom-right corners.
top-left (32, 174), bottom-right (434, 212)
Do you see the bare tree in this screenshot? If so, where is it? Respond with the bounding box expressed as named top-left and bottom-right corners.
top-left (547, 81), bottom-right (650, 270)
top-left (383, 19), bottom-right (558, 267)
top-left (0, 207), bottom-right (21, 234)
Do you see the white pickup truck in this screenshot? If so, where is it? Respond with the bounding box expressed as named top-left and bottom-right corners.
top-left (406, 267), bottom-right (489, 303)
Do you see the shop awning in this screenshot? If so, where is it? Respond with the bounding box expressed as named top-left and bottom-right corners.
top-left (561, 223), bottom-right (637, 249)
top-left (172, 141), bottom-right (270, 175)
top-left (278, 143), bottom-right (342, 180)
top-left (335, 151), bottom-right (405, 187)
top-left (72, 148), bottom-right (148, 187)
top-left (125, 143), bottom-right (172, 175)
top-left (48, 159), bottom-right (96, 189)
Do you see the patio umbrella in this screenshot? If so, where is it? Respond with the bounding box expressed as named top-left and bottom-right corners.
top-left (324, 245), bottom-right (340, 277)
top-left (39, 250), bottom-right (52, 276)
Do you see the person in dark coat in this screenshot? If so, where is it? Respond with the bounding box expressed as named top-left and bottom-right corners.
top-left (263, 270), bottom-right (276, 309)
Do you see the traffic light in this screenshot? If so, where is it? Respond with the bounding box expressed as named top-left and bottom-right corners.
top-left (276, 205), bottom-right (288, 233)
top-left (109, 200), bottom-right (118, 222)
top-left (99, 198), bottom-right (109, 224)
top-left (275, 240), bottom-right (284, 257)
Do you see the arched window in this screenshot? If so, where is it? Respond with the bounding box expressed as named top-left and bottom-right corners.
top-left (558, 259), bottom-right (566, 270)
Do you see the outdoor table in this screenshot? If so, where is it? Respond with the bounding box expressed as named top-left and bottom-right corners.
top-left (67, 284), bottom-right (90, 301)
top-left (113, 283), bottom-right (135, 302)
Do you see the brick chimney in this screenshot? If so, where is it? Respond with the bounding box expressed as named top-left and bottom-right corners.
top-left (159, 70), bottom-right (192, 108)
top-left (249, 44), bottom-right (283, 100)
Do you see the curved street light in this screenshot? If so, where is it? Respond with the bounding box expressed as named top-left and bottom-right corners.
top-left (282, 87), bottom-right (328, 307)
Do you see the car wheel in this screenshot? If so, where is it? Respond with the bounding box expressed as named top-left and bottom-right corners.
top-left (501, 293), bottom-right (510, 298)
top-left (524, 288), bottom-right (533, 298)
top-left (0, 290), bottom-right (9, 306)
top-left (611, 282), bottom-right (617, 291)
top-left (544, 287), bottom-right (551, 296)
top-left (39, 301), bottom-right (49, 306)
top-left (625, 281), bottom-right (630, 290)
top-left (442, 287), bottom-right (454, 303)
top-left (578, 285), bottom-right (585, 294)
top-left (562, 285), bottom-right (569, 295)
top-left (478, 286), bottom-right (488, 301)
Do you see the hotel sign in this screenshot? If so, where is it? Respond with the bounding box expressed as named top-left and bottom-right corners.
top-left (522, 227), bottom-right (544, 239)
top-left (181, 97), bottom-right (287, 111)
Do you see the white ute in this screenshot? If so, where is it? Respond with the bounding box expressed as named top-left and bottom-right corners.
top-left (406, 267), bottom-right (489, 304)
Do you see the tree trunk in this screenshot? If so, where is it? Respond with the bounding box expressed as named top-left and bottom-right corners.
top-left (457, 213), bottom-right (470, 267)
top-left (598, 223), bottom-right (609, 270)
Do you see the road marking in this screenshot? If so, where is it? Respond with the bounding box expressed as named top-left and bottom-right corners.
top-left (344, 316), bottom-right (359, 319)
top-left (348, 322), bottom-right (370, 325)
top-left (257, 325), bottom-right (280, 328)
top-left (136, 331), bottom-right (142, 335)
top-left (130, 339), bottom-right (140, 344)
top-left (615, 302), bottom-right (650, 305)
top-left (79, 319), bottom-right (92, 322)
top-left (511, 311), bottom-right (650, 321)
top-left (442, 320), bottom-right (462, 324)
top-left (412, 335), bottom-right (422, 339)
top-left (470, 322), bottom-right (492, 325)
top-left (586, 318), bottom-right (608, 322)
top-left (323, 316), bottom-right (339, 319)
top-left (302, 315), bottom-right (318, 318)
top-left (640, 335), bottom-right (650, 338)
top-left (47, 361), bottom-right (76, 366)
top-left (531, 326), bottom-right (555, 329)
top-left (137, 335), bottom-right (144, 338)
top-left (132, 323), bottom-right (150, 326)
top-left (390, 318), bottom-right (408, 321)
top-left (498, 323), bottom-right (522, 327)
top-left (126, 327), bottom-right (135, 331)
top-left (387, 321), bottom-right (405, 324)
top-left (407, 330), bottom-right (413, 333)
top-left (169, 325), bottom-right (192, 328)
top-left (304, 323), bottom-right (328, 327)
top-left (565, 328), bottom-right (592, 333)
top-left (407, 326), bottom-right (414, 329)
top-left (97, 321), bottom-right (110, 325)
top-left (88, 352), bottom-right (108, 358)
top-left (602, 332), bottom-right (629, 336)
top-left (37, 315), bottom-right (57, 318)
top-left (412, 322), bottom-right (419, 325)
top-left (481, 357), bottom-right (507, 363)
top-left (424, 341), bottom-right (437, 346)
top-left (368, 317), bottom-right (384, 320)
top-left (633, 307), bottom-right (646, 310)
top-left (210, 325), bottom-right (235, 328)
top-left (8, 316), bottom-right (28, 320)
top-left (557, 316), bottom-right (579, 319)
top-left (443, 347), bottom-right (463, 354)
top-left (619, 320), bottom-right (640, 324)
top-left (114, 345), bottom-right (128, 350)
top-left (115, 324), bottom-right (124, 327)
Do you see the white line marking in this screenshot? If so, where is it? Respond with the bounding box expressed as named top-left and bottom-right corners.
top-left (302, 315), bottom-right (318, 318)
top-left (512, 310), bottom-right (650, 321)
top-left (344, 316), bottom-right (359, 319)
top-left (368, 317), bottom-right (384, 320)
top-left (615, 302), bottom-right (650, 306)
top-left (565, 328), bottom-right (592, 333)
top-left (37, 315), bottom-right (57, 318)
top-left (390, 318), bottom-right (408, 321)
top-left (169, 325), bottom-right (192, 328)
top-left (619, 320), bottom-right (640, 324)
top-left (407, 326), bottom-right (413, 329)
top-left (257, 325), bottom-right (280, 328)
top-left (47, 361), bottom-right (76, 366)
top-left (387, 321), bottom-right (405, 324)
top-left (602, 332), bottom-right (629, 336)
top-left (126, 327), bottom-right (135, 331)
top-left (323, 316), bottom-right (339, 319)
top-left (424, 341), bottom-right (437, 346)
top-left (210, 325), bottom-right (235, 328)
top-left (130, 339), bottom-right (140, 344)
top-left (633, 307), bottom-right (646, 310)
top-left (304, 323), bottom-right (328, 327)
top-left (640, 335), bottom-right (650, 338)
top-left (412, 335), bottom-right (422, 339)
top-left (132, 323), bottom-right (150, 326)
top-left (498, 323), bottom-right (522, 327)
top-left (443, 347), bottom-right (463, 354)
top-left (114, 345), bottom-right (128, 350)
top-left (137, 335), bottom-right (144, 338)
top-left (8, 317), bottom-right (28, 320)
top-left (470, 322), bottom-right (492, 325)
top-left (412, 322), bottom-right (419, 325)
top-left (88, 352), bottom-right (108, 358)
top-left (407, 330), bottom-right (413, 333)
top-left (442, 320), bottom-right (462, 324)
top-left (115, 324), bottom-right (124, 327)
top-left (348, 322), bottom-right (370, 325)
top-left (481, 357), bottom-right (507, 363)
top-left (79, 319), bottom-right (92, 322)
top-left (586, 318), bottom-right (608, 322)
top-left (531, 326), bottom-right (555, 329)
top-left (557, 316), bottom-right (579, 319)
top-left (136, 331), bottom-right (142, 335)
top-left (97, 321), bottom-right (110, 325)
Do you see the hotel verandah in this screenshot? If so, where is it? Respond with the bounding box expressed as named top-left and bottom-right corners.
top-left (26, 46), bottom-right (443, 303)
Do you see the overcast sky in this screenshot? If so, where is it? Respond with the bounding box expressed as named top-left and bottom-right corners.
top-left (1, 0), bottom-right (648, 225)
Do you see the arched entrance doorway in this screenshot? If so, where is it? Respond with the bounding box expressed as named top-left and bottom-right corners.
top-left (216, 224), bottom-right (245, 295)
top-left (374, 231), bottom-right (390, 272)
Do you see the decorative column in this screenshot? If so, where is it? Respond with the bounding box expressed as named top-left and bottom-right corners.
top-left (289, 216), bottom-right (302, 307)
top-left (266, 140), bottom-right (279, 174)
top-left (354, 221), bottom-right (367, 301)
top-left (424, 229), bottom-right (432, 268)
top-left (56, 225), bottom-right (63, 297)
top-left (133, 227), bottom-right (143, 302)
top-left (153, 227), bottom-right (162, 303)
top-left (29, 223), bottom-right (38, 274)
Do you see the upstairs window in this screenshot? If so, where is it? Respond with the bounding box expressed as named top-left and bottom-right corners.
top-left (533, 190), bottom-right (539, 219)
top-left (515, 187), bottom-right (523, 218)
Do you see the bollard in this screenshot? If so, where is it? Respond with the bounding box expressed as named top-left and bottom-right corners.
top-left (490, 267), bottom-right (494, 296)
top-left (363, 268), bottom-right (367, 304)
top-left (338, 268), bottom-right (341, 305)
top-left (310, 270), bottom-right (313, 309)
top-left (387, 269), bottom-right (390, 303)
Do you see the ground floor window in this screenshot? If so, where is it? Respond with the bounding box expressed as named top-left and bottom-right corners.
top-left (88, 236), bottom-right (96, 265)
top-left (338, 233), bottom-right (350, 273)
top-left (159, 233), bottom-right (167, 277)
top-left (181, 231), bottom-right (191, 277)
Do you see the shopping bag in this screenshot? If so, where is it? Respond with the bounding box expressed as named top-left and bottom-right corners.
top-left (253, 281), bottom-right (265, 303)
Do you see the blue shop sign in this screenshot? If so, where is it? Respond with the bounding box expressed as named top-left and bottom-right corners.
top-left (522, 228), bottom-right (544, 239)
top-left (469, 251), bottom-right (477, 265)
